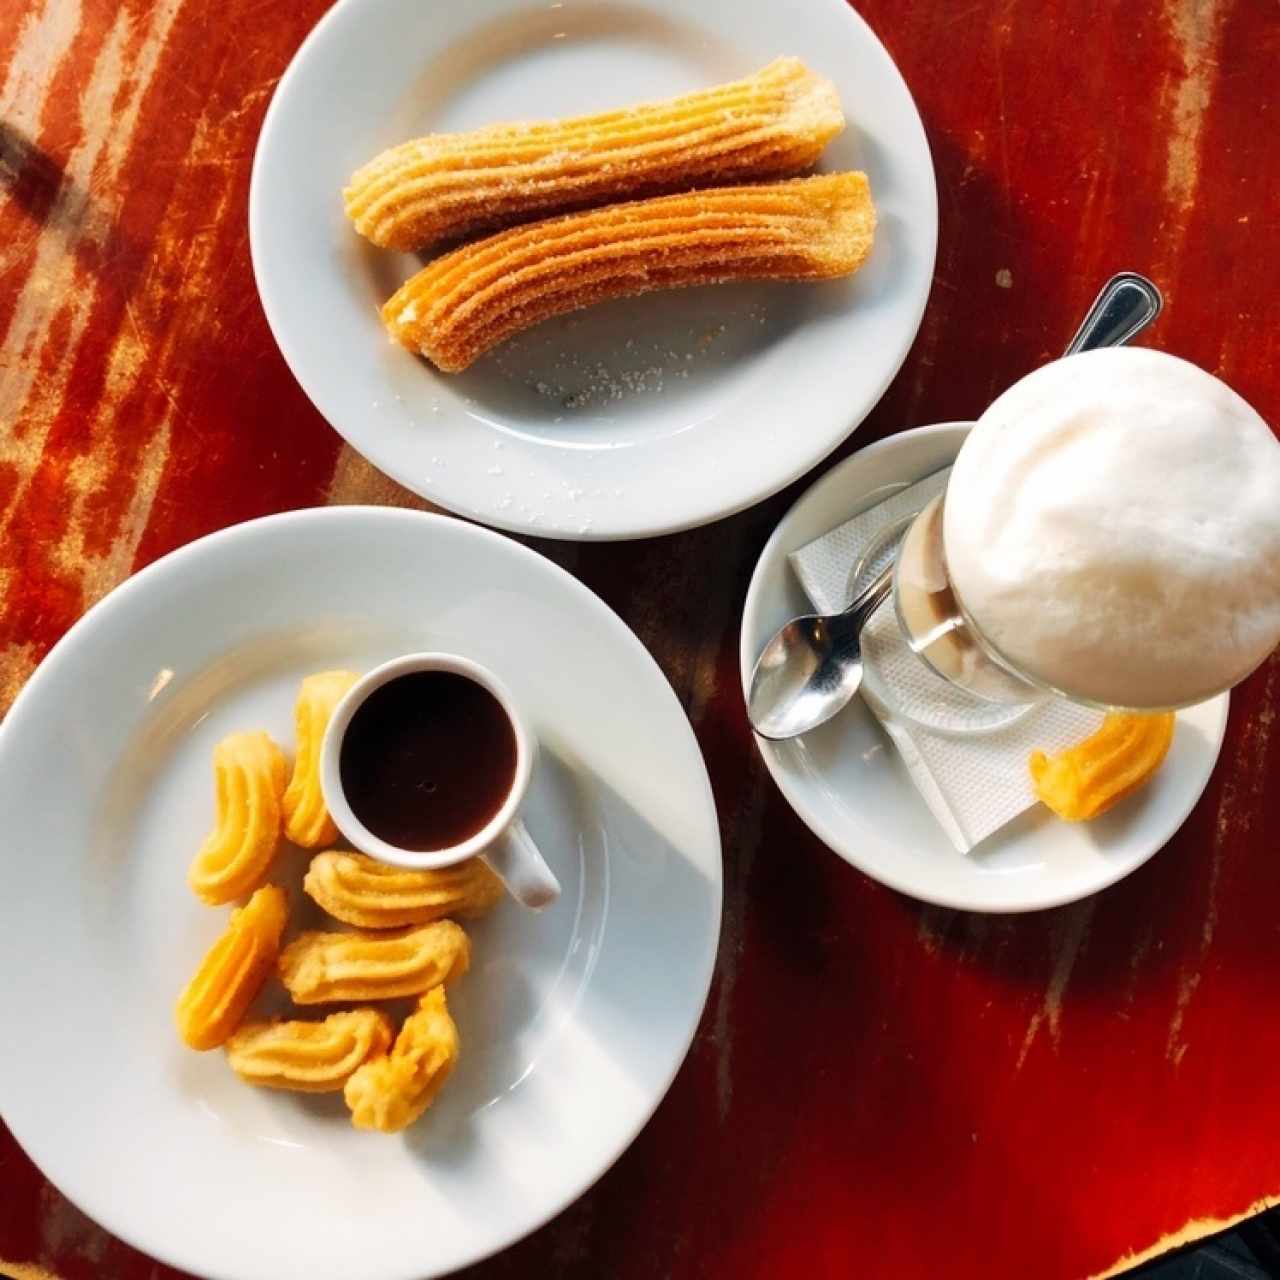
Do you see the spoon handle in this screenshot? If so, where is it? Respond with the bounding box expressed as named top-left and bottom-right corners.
top-left (841, 562), bottom-right (893, 622)
top-left (1064, 272), bottom-right (1163, 355)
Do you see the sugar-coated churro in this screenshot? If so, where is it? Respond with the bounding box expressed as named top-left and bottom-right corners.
top-left (345, 58), bottom-right (844, 251)
top-left (383, 171), bottom-right (875, 372)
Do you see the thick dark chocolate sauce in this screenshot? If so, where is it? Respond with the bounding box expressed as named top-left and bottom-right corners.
top-left (339, 671), bottom-right (517, 850)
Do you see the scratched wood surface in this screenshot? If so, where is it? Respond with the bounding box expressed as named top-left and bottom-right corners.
top-left (1, 0), bottom-right (1278, 1277)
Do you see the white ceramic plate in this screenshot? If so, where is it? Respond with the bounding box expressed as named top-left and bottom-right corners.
top-left (0, 509), bottom-right (721, 1280)
top-left (739, 425), bottom-right (1229, 913)
top-left (249, 0), bottom-right (936, 540)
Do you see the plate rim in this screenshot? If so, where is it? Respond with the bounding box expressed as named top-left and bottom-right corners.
top-left (0, 505), bottom-right (723, 1280)
top-left (738, 423), bottom-right (1231, 913)
top-left (247, 0), bottom-right (939, 542)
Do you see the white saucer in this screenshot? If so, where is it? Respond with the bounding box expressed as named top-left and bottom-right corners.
top-left (0, 508), bottom-right (722, 1280)
top-left (249, 0), bottom-right (937, 540)
top-left (739, 424), bottom-right (1229, 913)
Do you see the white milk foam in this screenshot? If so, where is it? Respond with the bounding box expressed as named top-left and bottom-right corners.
top-left (943, 347), bottom-right (1280, 708)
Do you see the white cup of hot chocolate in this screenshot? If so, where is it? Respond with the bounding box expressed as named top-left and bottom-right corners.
top-left (320, 652), bottom-right (561, 910)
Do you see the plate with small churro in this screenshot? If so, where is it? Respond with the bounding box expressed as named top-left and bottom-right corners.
top-left (250, 0), bottom-right (936, 539)
top-left (0, 508), bottom-right (721, 1280)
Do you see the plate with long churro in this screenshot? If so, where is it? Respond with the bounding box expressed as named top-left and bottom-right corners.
top-left (0, 508), bottom-right (721, 1280)
top-left (250, 0), bottom-right (937, 539)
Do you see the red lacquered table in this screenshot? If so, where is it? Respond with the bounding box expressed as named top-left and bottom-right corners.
top-left (1, 1), bottom-right (1277, 1277)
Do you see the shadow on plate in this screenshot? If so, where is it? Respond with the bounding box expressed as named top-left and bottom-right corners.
top-left (402, 747), bottom-right (718, 1179)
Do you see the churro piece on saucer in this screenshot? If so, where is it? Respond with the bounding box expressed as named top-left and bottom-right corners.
top-left (345, 57), bottom-right (844, 251)
top-left (282, 670), bottom-right (359, 848)
top-left (226, 1008), bottom-right (394, 1092)
top-left (175, 886), bottom-right (287, 1050)
top-left (304, 850), bottom-right (504, 928)
top-left (1030, 712), bottom-right (1176, 822)
top-left (188, 731), bottom-right (288, 905)
top-left (279, 920), bottom-right (470, 1004)
top-left (345, 987), bottom-right (460, 1132)
top-left (383, 172), bottom-right (875, 372)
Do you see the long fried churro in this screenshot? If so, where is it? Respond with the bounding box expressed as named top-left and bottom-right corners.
top-left (345, 58), bottom-right (844, 251)
top-left (383, 171), bottom-right (875, 372)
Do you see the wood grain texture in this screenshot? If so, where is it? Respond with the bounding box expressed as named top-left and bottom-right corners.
top-left (2, 0), bottom-right (1278, 1277)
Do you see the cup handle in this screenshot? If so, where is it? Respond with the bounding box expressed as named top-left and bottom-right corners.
top-left (483, 820), bottom-right (560, 910)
